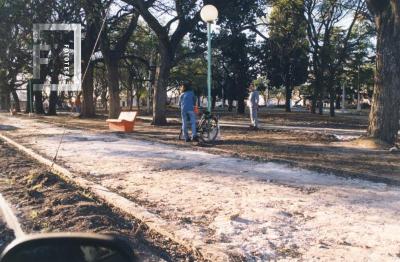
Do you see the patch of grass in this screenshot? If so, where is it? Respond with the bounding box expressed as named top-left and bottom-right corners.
top-left (6, 178), bottom-right (15, 185)
top-left (31, 183), bottom-right (43, 191)
top-left (27, 188), bottom-right (43, 199)
top-left (276, 244), bottom-right (302, 259)
top-left (180, 217), bottom-right (192, 224)
top-left (30, 210), bottom-right (38, 220)
top-left (40, 221), bottom-right (50, 231)
top-left (25, 170), bottom-right (59, 188)
top-left (81, 190), bottom-right (95, 201)
top-left (26, 170), bottom-right (42, 183)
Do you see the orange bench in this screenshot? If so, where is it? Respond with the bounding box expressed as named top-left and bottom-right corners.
top-left (106, 111), bottom-right (137, 132)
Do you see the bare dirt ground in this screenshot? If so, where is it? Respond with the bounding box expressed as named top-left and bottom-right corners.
top-left (12, 109), bottom-right (399, 185)
top-left (1, 114), bottom-right (400, 261)
top-left (0, 139), bottom-right (205, 261)
top-left (216, 108), bottom-right (369, 129)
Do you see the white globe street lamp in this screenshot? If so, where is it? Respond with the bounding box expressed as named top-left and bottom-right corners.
top-left (200, 5), bottom-right (218, 112)
top-left (200, 5), bottom-right (218, 23)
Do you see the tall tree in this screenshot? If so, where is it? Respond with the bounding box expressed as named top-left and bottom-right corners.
top-left (47, 34), bottom-right (63, 116)
top-left (123, 23), bottom-right (159, 111)
top-left (303, 0), bottom-right (366, 116)
top-left (0, 0), bottom-right (31, 111)
top-left (29, 0), bottom-right (82, 115)
top-left (265, 0), bottom-right (309, 112)
top-left (94, 0), bottom-right (139, 118)
top-left (216, 33), bottom-right (257, 114)
top-left (123, 0), bottom-right (205, 124)
top-left (215, 0), bottom-right (264, 114)
top-left (46, 1), bottom-right (81, 115)
top-left (80, 0), bottom-right (101, 118)
top-left (123, 0), bottom-right (266, 123)
top-left (189, 0), bottom-right (265, 114)
top-left (366, 0), bottom-right (400, 145)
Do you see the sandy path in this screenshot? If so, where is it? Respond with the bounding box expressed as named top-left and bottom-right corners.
top-left (1, 115), bottom-right (400, 261)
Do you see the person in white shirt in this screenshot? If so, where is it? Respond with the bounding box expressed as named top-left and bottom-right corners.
top-left (247, 83), bottom-right (260, 129)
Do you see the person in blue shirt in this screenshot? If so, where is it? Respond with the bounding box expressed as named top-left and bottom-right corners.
top-left (178, 82), bottom-right (199, 142)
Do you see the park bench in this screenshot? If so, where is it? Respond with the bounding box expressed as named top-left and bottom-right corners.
top-left (106, 111), bottom-right (137, 132)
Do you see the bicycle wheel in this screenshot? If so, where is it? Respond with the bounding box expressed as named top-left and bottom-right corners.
top-left (198, 115), bottom-right (219, 143)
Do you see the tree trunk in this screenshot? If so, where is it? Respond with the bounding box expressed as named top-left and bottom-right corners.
top-left (0, 89), bottom-right (10, 111)
top-left (57, 91), bottom-right (65, 108)
top-left (329, 92), bottom-right (335, 117)
top-left (129, 81), bottom-right (133, 110)
top-left (237, 98), bottom-right (245, 114)
top-left (327, 80), bottom-right (335, 117)
top-left (33, 66), bottom-right (47, 114)
top-left (11, 89), bottom-right (20, 112)
top-left (80, 14), bottom-right (97, 118)
top-left (318, 83), bottom-right (324, 115)
top-left (367, 0), bottom-right (400, 144)
top-left (136, 92), bottom-right (141, 112)
top-left (26, 81), bottom-right (33, 113)
top-left (311, 96), bottom-right (316, 113)
top-left (152, 52), bottom-right (171, 125)
top-left (34, 90), bottom-right (45, 114)
top-left (318, 82), bottom-right (324, 115)
top-left (335, 85), bottom-right (341, 109)
top-left (48, 72), bottom-right (59, 115)
top-left (313, 71), bottom-right (324, 115)
top-left (228, 99), bottom-right (233, 112)
top-left (106, 59), bottom-right (121, 118)
top-left (48, 42), bottom-right (62, 116)
top-left (318, 99), bottom-right (323, 115)
top-left (212, 94), bottom-right (216, 110)
top-left (285, 85), bottom-right (292, 112)
top-left (81, 63), bottom-right (95, 117)
top-left (48, 90), bottom-right (58, 115)
top-left (101, 89), bottom-right (108, 111)
top-left (311, 83), bottom-right (317, 114)
top-left (335, 94), bottom-right (341, 109)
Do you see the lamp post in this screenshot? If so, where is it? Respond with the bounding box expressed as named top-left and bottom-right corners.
top-left (200, 5), bottom-right (218, 113)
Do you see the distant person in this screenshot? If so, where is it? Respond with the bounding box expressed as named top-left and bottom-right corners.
top-left (178, 82), bottom-right (199, 142)
top-left (247, 83), bottom-right (259, 130)
top-left (75, 95), bottom-right (81, 113)
top-left (43, 99), bottom-right (49, 112)
top-left (9, 103), bottom-right (17, 115)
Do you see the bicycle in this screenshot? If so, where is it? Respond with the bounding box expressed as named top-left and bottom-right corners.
top-left (179, 109), bottom-right (219, 143)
